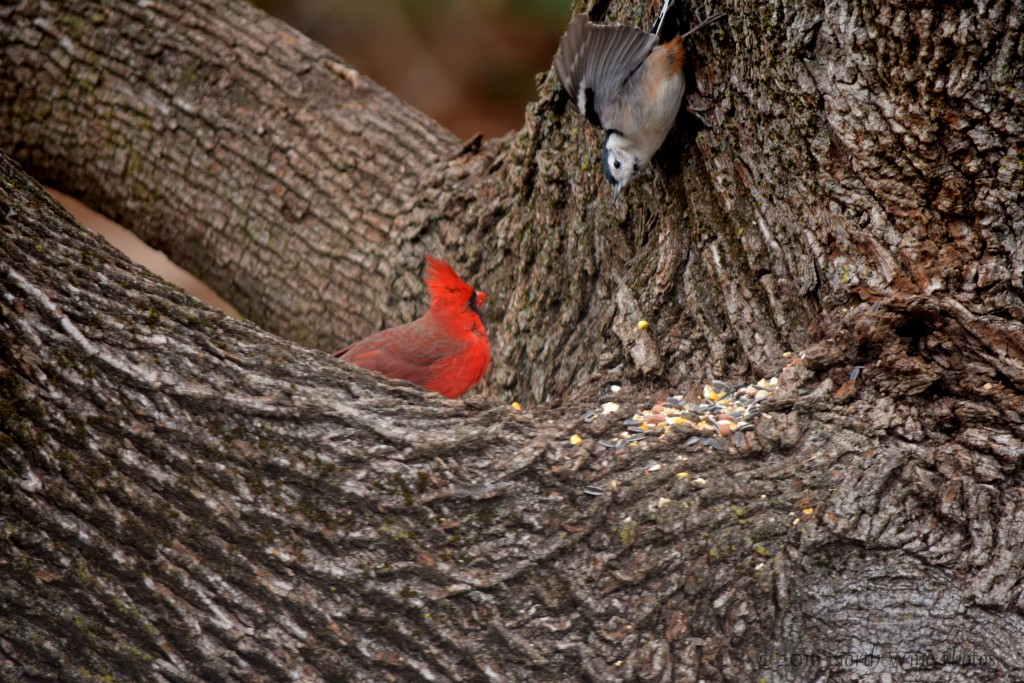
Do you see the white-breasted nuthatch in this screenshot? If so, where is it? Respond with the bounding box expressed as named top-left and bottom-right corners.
top-left (554, 1), bottom-right (726, 197)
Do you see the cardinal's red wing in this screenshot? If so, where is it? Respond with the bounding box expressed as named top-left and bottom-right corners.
top-left (335, 323), bottom-right (465, 389)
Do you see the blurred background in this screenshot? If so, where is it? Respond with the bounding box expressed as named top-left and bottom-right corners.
top-left (60, 0), bottom-right (568, 313)
top-left (254, 0), bottom-right (566, 138)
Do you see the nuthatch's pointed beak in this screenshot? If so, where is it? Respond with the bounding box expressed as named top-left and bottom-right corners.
top-left (612, 184), bottom-right (623, 201)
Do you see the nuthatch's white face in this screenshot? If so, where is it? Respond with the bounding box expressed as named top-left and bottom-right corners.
top-left (602, 133), bottom-right (642, 199)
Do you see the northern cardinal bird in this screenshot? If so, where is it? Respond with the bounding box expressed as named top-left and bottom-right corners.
top-left (333, 256), bottom-right (490, 398)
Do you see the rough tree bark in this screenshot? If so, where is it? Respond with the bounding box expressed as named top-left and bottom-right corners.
top-left (2, 0), bottom-right (1024, 681)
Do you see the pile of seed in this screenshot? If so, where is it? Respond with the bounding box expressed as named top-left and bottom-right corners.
top-left (569, 377), bottom-right (779, 450)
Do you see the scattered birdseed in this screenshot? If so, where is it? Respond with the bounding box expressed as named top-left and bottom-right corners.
top-left (584, 485), bottom-right (605, 497)
top-left (511, 402), bottom-right (522, 410)
top-left (637, 320), bottom-right (649, 330)
top-left (570, 434), bottom-right (583, 446)
top-left (568, 373), bottom-right (781, 454)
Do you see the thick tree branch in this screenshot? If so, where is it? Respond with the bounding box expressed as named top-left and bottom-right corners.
top-left (0, 0), bottom-right (459, 350)
top-left (5, 152), bottom-right (1024, 680)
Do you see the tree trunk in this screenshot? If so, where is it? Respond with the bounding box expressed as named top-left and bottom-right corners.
top-left (3, 0), bottom-right (1024, 681)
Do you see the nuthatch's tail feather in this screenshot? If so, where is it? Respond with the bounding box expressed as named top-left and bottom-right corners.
top-left (652, 0), bottom-right (680, 41)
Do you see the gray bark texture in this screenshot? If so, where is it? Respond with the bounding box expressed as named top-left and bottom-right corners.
top-left (2, 0), bottom-right (1024, 681)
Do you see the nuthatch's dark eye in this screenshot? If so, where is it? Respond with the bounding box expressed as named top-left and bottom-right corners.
top-left (614, 160), bottom-right (621, 169)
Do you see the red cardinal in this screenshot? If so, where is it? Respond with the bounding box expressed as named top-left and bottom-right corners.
top-left (333, 256), bottom-right (490, 398)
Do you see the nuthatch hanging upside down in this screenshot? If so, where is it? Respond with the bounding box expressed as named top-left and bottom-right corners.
top-left (554, 1), bottom-right (726, 197)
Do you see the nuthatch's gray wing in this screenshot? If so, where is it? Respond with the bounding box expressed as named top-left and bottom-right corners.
top-left (553, 16), bottom-right (657, 131)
